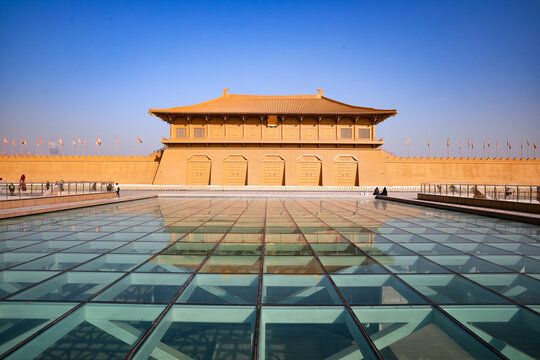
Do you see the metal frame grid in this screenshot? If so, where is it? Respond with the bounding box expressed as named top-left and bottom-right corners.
top-left (0, 196), bottom-right (539, 359)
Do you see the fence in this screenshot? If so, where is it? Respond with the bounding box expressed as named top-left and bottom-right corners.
top-left (420, 183), bottom-right (539, 203)
top-left (1, 181), bottom-right (115, 200)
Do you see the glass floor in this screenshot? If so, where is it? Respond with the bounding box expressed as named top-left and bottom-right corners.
top-left (0, 196), bottom-right (538, 359)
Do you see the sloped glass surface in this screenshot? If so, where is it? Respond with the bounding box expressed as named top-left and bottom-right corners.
top-left (260, 306), bottom-right (377, 360)
top-left (399, 274), bottom-right (510, 304)
top-left (319, 256), bottom-right (389, 274)
top-left (0, 271), bottom-right (58, 298)
top-left (7, 304), bottom-right (163, 359)
top-left (11, 272), bottom-right (122, 301)
top-left (443, 305), bottom-right (540, 359)
top-left (94, 273), bottom-right (189, 303)
top-left (263, 274), bottom-right (342, 304)
top-left (333, 274), bottom-right (427, 305)
top-left (135, 255), bottom-right (204, 273)
top-left (178, 274), bottom-right (258, 304)
top-left (264, 256), bottom-right (324, 274)
top-left (426, 255), bottom-right (513, 273)
top-left (0, 303), bottom-right (75, 355)
top-left (464, 274), bottom-right (540, 304)
top-left (133, 305), bottom-right (255, 360)
top-left (354, 306), bottom-right (499, 359)
top-left (374, 255), bottom-right (450, 273)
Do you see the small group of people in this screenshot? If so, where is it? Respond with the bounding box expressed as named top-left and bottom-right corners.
top-left (106, 182), bottom-right (120, 197)
top-left (372, 187), bottom-right (388, 196)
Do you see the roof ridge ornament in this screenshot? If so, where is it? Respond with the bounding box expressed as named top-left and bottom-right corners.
top-left (317, 88), bottom-right (323, 98)
top-left (223, 88), bottom-right (230, 97)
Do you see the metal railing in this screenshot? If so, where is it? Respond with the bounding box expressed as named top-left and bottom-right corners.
top-left (420, 183), bottom-right (540, 203)
top-left (1, 181), bottom-right (115, 200)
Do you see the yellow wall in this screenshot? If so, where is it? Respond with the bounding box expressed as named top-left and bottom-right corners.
top-left (0, 150), bottom-right (538, 186)
top-left (0, 154), bottom-right (160, 183)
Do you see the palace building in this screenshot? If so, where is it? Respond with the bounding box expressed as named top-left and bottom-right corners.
top-left (149, 89), bottom-right (397, 186)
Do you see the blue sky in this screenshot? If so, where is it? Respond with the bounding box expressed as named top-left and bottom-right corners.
top-left (1, 0), bottom-right (539, 157)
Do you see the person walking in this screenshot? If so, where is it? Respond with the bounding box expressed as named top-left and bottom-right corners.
top-left (115, 183), bottom-right (120, 197)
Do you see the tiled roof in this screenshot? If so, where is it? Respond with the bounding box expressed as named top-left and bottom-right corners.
top-left (150, 89), bottom-right (397, 124)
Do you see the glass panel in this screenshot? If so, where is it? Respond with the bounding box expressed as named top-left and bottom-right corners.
top-left (477, 255), bottom-right (540, 273)
top-left (0, 271), bottom-right (58, 298)
top-left (0, 303), bottom-right (75, 355)
top-left (178, 274), bottom-right (258, 304)
top-left (374, 255), bottom-right (450, 273)
top-left (464, 274), bottom-right (540, 304)
top-left (263, 274), bottom-right (342, 304)
top-left (8, 304), bottom-right (163, 360)
top-left (260, 306), bottom-right (376, 360)
top-left (264, 243), bottom-right (311, 255)
top-left (333, 274), bottom-right (427, 305)
top-left (112, 242), bottom-right (169, 254)
top-left (62, 241), bottom-right (127, 253)
top-left (94, 273), bottom-right (189, 303)
top-left (161, 243), bottom-right (215, 256)
top-left (213, 243), bottom-right (261, 255)
top-left (426, 255), bottom-right (513, 273)
top-left (399, 274), bottom-right (510, 304)
top-left (200, 256), bottom-right (260, 274)
top-left (311, 243), bottom-right (364, 256)
top-left (356, 243), bottom-right (415, 256)
top-left (354, 306), bottom-right (499, 359)
top-left (264, 256), bottom-right (324, 274)
top-left (0, 252), bottom-right (46, 270)
top-left (319, 256), bottom-right (389, 274)
top-left (400, 243), bottom-right (464, 255)
top-left (12, 253), bottom-right (99, 271)
top-left (135, 255), bottom-right (204, 273)
top-left (75, 254), bottom-right (148, 272)
top-left (443, 305), bottom-right (540, 359)
top-left (133, 305), bottom-right (255, 360)
top-left (11, 272), bottom-right (122, 301)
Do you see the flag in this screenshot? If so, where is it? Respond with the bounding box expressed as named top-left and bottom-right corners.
top-left (509, 142), bottom-right (511, 150)
top-left (36, 139), bottom-right (39, 146)
top-left (521, 141), bottom-right (523, 149)
top-left (487, 139), bottom-right (490, 148)
top-left (496, 141), bottom-right (498, 149)
top-left (427, 138), bottom-right (430, 147)
top-left (84, 140), bottom-right (87, 146)
top-left (96, 137), bottom-right (102, 146)
top-left (59, 137), bottom-right (64, 146)
top-left (78, 137), bottom-right (82, 144)
top-left (471, 141), bottom-right (474, 149)
top-left (40, 137), bottom-right (43, 144)
top-left (20, 137), bottom-right (24, 144)
top-left (3, 137), bottom-right (7, 144)
top-left (459, 142), bottom-right (462, 150)
top-left (116, 136), bottom-right (120, 143)
top-left (72, 140), bottom-right (76, 146)
top-left (527, 139), bottom-right (530, 146)
top-left (48, 140), bottom-right (51, 146)
top-left (534, 142), bottom-right (537, 149)
top-left (137, 137), bottom-right (142, 143)
top-left (12, 139), bottom-right (15, 146)
top-left (446, 138), bottom-right (449, 147)
top-left (468, 139), bottom-right (470, 148)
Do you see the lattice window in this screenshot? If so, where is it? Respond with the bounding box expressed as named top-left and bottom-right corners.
top-left (193, 128), bottom-right (206, 138)
top-left (340, 128), bottom-right (352, 139)
top-left (358, 128), bottom-right (371, 139)
top-left (176, 128), bottom-right (187, 138)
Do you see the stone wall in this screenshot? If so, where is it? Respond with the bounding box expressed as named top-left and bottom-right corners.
top-left (0, 154), bottom-right (160, 184)
top-left (0, 150), bottom-right (538, 186)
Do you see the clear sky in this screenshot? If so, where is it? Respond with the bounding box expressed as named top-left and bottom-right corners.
top-left (1, 0), bottom-right (539, 158)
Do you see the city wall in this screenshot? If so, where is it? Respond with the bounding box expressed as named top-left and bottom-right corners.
top-left (0, 154), bottom-right (160, 184)
top-left (0, 150), bottom-right (538, 186)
